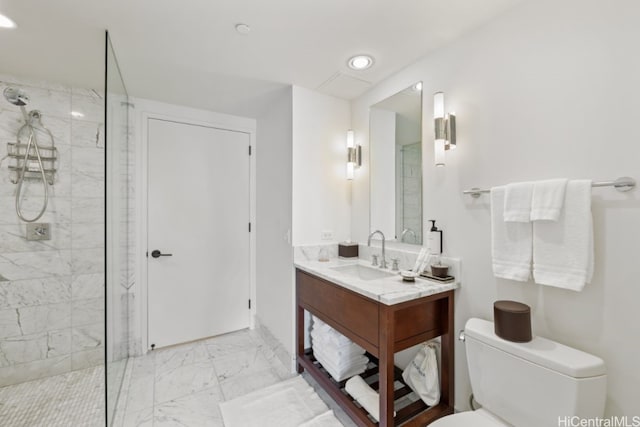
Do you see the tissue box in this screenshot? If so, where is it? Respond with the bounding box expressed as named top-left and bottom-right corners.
top-left (338, 242), bottom-right (358, 258)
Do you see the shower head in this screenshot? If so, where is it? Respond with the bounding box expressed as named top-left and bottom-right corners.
top-left (3, 86), bottom-right (29, 106)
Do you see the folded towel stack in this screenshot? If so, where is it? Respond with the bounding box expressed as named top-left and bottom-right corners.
top-left (311, 316), bottom-right (369, 381)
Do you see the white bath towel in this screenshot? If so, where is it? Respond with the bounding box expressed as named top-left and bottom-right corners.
top-left (311, 330), bottom-right (365, 358)
top-left (313, 344), bottom-right (368, 371)
top-left (531, 179), bottom-right (568, 221)
top-left (312, 317), bottom-right (354, 347)
top-left (312, 329), bottom-right (356, 349)
top-left (312, 345), bottom-right (367, 370)
top-left (313, 347), bottom-right (368, 382)
top-left (299, 411), bottom-right (344, 427)
top-left (533, 180), bottom-right (593, 291)
top-left (345, 375), bottom-right (396, 422)
top-left (504, 181), bottom-right (534, 222)
top-left (220, 376), bottom-right (331, 427)
top-left (491, 186), bottom-right (533, 281)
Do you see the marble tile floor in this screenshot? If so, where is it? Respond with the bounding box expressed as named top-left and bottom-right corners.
top-left (0, 328), bottom-right (359, 427)
top-left (113, 328), bottom-right (357, 427)
top-left (0, 364), bottom-right (105, 427)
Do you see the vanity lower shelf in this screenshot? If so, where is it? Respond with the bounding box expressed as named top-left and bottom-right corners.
top-left (300, 349), bottom-right (451, 426)
top-left (296, 268), bottom-right (455, 426)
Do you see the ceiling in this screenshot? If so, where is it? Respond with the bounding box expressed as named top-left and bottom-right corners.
top-left (0, 0), bottom-right (522, 117)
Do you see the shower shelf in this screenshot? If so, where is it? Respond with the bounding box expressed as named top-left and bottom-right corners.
top-left (7, 142), bottom-right (58, 158)
top-left (8, 167), bottom-right (57, 185)
top-left (6, 142), bottom-right (57, 185)
top-left (8, 155), bottom-right (57, 162)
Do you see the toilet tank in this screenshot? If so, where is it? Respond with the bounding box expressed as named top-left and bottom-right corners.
top-left (464, 318), bottom-right (606, 427)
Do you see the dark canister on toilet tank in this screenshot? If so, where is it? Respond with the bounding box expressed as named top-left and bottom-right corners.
top-left (493, 300), bottom-right (532, 343)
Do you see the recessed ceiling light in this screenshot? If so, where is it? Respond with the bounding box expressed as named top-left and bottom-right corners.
top-left (70, 111), bottom-right (85, 118)
top-left (348, 55), bottom-right (374, 71)
top-left (0, 13), bottom-right (17, 29)
top-left (235, 23), bottom-right (251, 35)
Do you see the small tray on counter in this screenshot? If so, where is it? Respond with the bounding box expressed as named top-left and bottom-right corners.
top-left (419, 273), bottom-right (455, 284)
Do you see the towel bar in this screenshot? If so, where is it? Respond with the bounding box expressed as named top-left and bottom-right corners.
top-left (463, 176), bottom-right (636, 198)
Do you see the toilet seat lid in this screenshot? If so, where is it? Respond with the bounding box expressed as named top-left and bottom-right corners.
top-left (431, 409), bottom-right (509, 427)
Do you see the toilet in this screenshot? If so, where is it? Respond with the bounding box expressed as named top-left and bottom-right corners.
top-left (432, 318), bottom-right (607, 427)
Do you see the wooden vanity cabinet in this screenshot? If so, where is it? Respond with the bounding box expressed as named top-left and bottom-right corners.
top-left (296, 269), bottom-right (455, 426)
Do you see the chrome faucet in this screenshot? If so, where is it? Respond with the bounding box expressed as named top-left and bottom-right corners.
top-left (400, 228), bottom-right (417, 243)
top-left (367, 230), bottom-right (387, 269)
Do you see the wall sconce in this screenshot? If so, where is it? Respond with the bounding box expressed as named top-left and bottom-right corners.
top-left (346, 129), bottom-right (361, 180)
top-left (433, 92), bottom-right (456, 167)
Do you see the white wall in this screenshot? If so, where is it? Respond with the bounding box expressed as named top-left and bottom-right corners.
top-left (255, 87), bottom-right (294, 365)
top-left (292, 86), bottom-right (352, 245)
top-left (351, 0), bottom-right (640, 416)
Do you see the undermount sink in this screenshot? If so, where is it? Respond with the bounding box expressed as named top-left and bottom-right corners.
top-left (331, 264), bottom-right (396, 281)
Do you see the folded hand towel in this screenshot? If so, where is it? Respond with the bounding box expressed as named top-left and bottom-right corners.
top-left (313, 348), bottom-right (368, 382)
top-left (313, 345), bottom-right (369, 371)
top-left (312, 347), bottom-right (367, 370)
top-left (491, 186), bottom-right (533, 281)
top-left (311, 331), bottom-right (365, 358)
top-left (319, 361), bottom-right (366, 383)
top-left (311, 327), bottom-right (356, 348)
top-left (312, 316), bottom-right (328, 329)
top-left (531, 179), bottom-right (568, 221)
top-left (311, 330), bottom-right (363, 350)
top-left (345, 376), bottom-right (396, 422)
top-left (533, 180), bottom-right (593, 291)
top-left (504, 181), bottom-right (534, 222)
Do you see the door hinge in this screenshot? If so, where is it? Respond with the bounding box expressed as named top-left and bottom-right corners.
top-left (145, 251), bottom-right (148, 258)
top-left (248, 299), bottom-right (251, 309)
top-left (248, 222), bottom-right (251, 232)
top-left (248, 146), bottom-right (252, 156)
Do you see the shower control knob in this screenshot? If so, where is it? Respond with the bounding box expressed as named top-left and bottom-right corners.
top-left (151, 250), bottom-right (173, 258)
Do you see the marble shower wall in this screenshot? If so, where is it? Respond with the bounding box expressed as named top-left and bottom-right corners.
top-left (0, 74), bottom-right (105, 387)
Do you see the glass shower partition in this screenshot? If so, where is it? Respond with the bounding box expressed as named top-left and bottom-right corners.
top-left (0, 25), bottom-right (132, 427)
top-left (105, 32), bottom-right (132, 425)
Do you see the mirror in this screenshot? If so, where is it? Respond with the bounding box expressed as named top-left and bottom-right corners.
top-left (370, 82), bottom-right (423, 245)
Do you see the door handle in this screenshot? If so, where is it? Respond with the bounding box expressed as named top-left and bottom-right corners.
top-left (151, 250), bottom-right (173, 258)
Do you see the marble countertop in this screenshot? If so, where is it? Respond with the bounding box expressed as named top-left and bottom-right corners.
top-left (294, 258), bottom-right (459, 306)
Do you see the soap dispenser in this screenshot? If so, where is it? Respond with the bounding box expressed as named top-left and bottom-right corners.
top-left (427, 220), bottom-right (443, 255)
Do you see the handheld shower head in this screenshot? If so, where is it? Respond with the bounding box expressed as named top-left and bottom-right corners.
top-left (3, 87), bottom-right (29, 107)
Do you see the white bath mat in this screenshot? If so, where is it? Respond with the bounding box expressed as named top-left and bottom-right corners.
top-left (300, 410), bottom-right (345, 426)
top-left (219, 376), bottom-right (343, 427)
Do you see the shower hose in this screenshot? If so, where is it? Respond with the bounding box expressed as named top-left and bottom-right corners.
top-left (15, 110), bottom-right (52, 223)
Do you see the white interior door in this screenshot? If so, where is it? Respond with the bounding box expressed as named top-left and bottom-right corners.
top-left (147, 118), bottom-right (250, 349)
